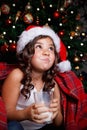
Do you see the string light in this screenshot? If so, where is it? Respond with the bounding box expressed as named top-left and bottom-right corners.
top-left (12, 25), bottom-right (15, 29)
top-left (37, 8), bottom-right (40, 11)
top-left (9, 40), bottom-right (12, 43)
top-left (80, 42), bottom-right (84, 46)
top-left (70, 36), bottom-right (73, 39)
top-left (75, 66), bottom-right (80, 70)
top-left (80, 53), bottom-right (83, 57)
top-left (48, 18), bottom-right (51, 21)
top-left (12, 3), bottom-right (16, 7)
top-left (68, 45), bottom-right (71, 49)
top-left (3, 32), bottom-right (6, 35)
top-left (70, 10), bottom-right (74, 14)
top-left (59, 23), bottom-right (63, 26)
top-left (49, 4), bottom-right (53, 8)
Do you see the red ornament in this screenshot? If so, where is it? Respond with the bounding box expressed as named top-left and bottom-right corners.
top-left (0, 43), bottom-right (8, 52)
top-left (9, 42), bottom-right (17, 52)
top-left (76, 14), bottom-right (81, 20)
top-left (53, 10), bottom-right (60, 19)
top-left (81, 54), bottom-right (87, 62)
top-left (23, 13), bottom-right (33, 24)
top-left (1, 4), bottom-right (10, 15)
top-left (58, 30), bottom-right (65, 36)
top-left (64, 0), bottom-right (72, 8)
top-left (62, 18), bottom-right (68, 23)
top-left (79, 74), bottom-right (84, 81)
top-left (5, 18), bottom-right (12, 25)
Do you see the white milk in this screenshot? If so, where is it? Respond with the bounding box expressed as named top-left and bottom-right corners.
top-left (38, 106), bottom-right (53, 123)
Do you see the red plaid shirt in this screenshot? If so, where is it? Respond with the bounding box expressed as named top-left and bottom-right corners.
top-left (54, 71), bottom-right (87, 130)
top-left (0, 62), bottom-right (17, 80)
top-left (0, 62), bottom-right (16, 129)
top-left (0, 97), bottom-right (8, 130)
top-left (0, 63), bottom-right (87, 130)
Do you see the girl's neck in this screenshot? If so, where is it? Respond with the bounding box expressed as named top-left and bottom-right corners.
top-left (31, 71), bottom-right (45, 91)
top-left (32, 71), bottom-right (43, 81)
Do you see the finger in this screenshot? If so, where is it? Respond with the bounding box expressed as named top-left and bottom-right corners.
top-left (33, 117), bottom-right (44, 124)
top-left (33, 113), bottom-right (49, 123)
top-left (50, 103), bottom-right (58, 109)
top-left (34, 102), bottom-right (45, 108)
top-left (34, 107), bottom-right (49, 115)
top-left (50, 99), bottom-right (59, 108)
top-left (51, 99), bottom-right (58, 104)
top-left (51, 111), bottom-right (58, 119)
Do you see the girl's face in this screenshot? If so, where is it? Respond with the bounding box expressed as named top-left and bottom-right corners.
top-left (31, 37), bottom-right (56, 72)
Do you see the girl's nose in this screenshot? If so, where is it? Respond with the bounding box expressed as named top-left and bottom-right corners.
top-left (43, 49), bottom-right (50, 55)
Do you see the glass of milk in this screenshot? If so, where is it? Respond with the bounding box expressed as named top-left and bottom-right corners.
top-left (34, 91), bottom-right (53, 124)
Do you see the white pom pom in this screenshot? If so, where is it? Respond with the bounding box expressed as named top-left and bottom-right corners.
top-left (57, 60), bottom-right (71, 72)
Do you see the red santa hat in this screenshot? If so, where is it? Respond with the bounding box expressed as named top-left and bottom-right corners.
top-left (17, 25), bottom-right (71, 72)
top-left (57, 40), bottom-right (71, 72)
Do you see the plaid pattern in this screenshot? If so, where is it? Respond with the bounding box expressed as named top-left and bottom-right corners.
top-left (0, 63), bottom-right (87, 129)
top-left (0, 97), bottom-right (8, 130)
top-left (0, 62), bottom-right (17, 80)
top-left (54, 71), bottom-right (87, 130)
top-left (0, 62), bottom-right (16, 129)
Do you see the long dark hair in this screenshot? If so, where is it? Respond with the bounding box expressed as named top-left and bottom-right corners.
top-left (17, 35), bottom-right (58, 99)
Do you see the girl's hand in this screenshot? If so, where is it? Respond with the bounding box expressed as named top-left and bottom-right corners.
top-left (28, 103), bottom-right (50, 124)
top-left (49, 98), bottom-right (59, 119)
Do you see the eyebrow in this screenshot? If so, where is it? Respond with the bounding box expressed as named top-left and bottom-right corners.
top-left (35, 42), bottom-right (42, 44)
top-left (35, 42), bottom-right (54, 47)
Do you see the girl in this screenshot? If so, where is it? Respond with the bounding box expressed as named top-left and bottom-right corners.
top-left (2, 25), bottom-right (69, 130)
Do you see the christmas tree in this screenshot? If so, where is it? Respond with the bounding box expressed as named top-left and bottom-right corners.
top-left (0, 0), bottom-right (87, 91)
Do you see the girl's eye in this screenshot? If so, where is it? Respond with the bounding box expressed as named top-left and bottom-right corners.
top-left (35, 44), bottom-right (42, 49)
top-left (49, 46), bottom-right (54, 51)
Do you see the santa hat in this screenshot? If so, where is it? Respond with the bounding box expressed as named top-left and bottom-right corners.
top-left (57, 40), bottom-right (71, 72)
top-left (17, 25), bottom-right (71, 72)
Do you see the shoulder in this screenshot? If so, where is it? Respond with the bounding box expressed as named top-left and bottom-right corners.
top-left (2, 68), bottom-right (24, 94)
top-left (6, 68), bottom-right (24, 82)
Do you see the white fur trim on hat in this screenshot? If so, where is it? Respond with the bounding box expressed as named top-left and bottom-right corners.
top-left (56, 60), bottom-right (71, 72)
top-left (17, 26), bottom-right (60, 54)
